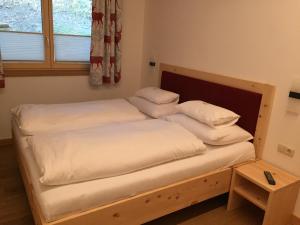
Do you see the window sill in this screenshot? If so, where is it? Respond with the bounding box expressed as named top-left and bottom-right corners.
top-left (5, 68), bottom-right (90, 77)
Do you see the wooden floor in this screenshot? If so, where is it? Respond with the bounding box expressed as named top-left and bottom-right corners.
top-left (0, 144), bottom-right (264, 225)
top-left (0, 144), bottom-right (34, 225)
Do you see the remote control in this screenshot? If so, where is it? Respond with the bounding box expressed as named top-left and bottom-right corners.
top-left (264, 171), bottom-right (276, 185)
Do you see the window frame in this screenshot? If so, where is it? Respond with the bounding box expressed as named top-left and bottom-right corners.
top-left (2, 0), bottom-right (90, 76)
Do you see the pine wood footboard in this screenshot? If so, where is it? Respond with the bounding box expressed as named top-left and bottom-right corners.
top-left (15, 133), bottom-right (232, 225)
top-left (52, 168), bottom-right (232, 225)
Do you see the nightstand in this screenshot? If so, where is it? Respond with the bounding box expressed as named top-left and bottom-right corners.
top-left (227, 160), bottom-right (300, 225)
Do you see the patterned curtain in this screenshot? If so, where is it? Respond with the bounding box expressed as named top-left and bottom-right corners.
top-left (90, 0), bottom-right (122, 86)
top-left (0, 48), bottom-right (4, 88)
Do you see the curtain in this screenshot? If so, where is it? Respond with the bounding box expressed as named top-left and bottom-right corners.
top-left (0, 48), bottom-right (4, 88)
top-left (90, 0), bottom-right (122, 86)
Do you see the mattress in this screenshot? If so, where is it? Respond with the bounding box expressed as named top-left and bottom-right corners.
top-left (14, 122), bottom-right (255, 222)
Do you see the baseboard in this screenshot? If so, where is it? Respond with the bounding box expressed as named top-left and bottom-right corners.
top-left (0, 138), bottom-right (13, 146)
top-left (292, 215), bottom-right (300, 225)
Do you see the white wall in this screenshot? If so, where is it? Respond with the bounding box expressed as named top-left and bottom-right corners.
top-left (141, 0), bottom-right (300, 216)
top-left (0, 0), bottom-right (146, 139)
top-left (1, 0), bottom-right (300, 216)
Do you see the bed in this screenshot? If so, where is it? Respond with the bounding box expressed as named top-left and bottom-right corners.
top-left (14, 63), bottom-right (275, 225)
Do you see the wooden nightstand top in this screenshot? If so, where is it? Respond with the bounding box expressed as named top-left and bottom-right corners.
top-left (235, 160), bottom-right (300, 192)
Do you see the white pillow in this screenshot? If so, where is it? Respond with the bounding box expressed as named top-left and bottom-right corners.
top-left (163, 114), bottom-right (253, 145)
top-left (136, 87), bottom-right (179, 104)
top-left (128, 96), bottom-right (178, 118)
top-left (177, 100), bottom-right (240, 128)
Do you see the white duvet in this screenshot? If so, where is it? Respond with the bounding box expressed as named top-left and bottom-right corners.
top-left (27, 120), bottom-right (206, 186)
top-left (11, 99), bottom-right (147, 135)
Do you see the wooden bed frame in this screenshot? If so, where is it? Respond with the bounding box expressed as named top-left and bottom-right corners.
top-left (14, 64), bottom-right (275, 225)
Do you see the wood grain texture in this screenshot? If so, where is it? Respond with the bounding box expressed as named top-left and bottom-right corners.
top-left (227, 172), bottom-right (251, 211)
top-left (51, 169), bottom-right (231, 225)
top-left (263, 184), bottom-right (300, 225)
top-left (146, 196), bottom-right (264, 225)
top-left (235, 160), bottom-right (300, 192)
top-left (5, 69), bottom-right (89, 77)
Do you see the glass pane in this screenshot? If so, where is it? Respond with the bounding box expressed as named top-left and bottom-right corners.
top-left (0, 32), bottom-right (45, 61)
top-left (0, 0), bottom-right (44, 61)
top-left (0, 0), bottom-right (42, 33)
top-left (54, 35), bottom-right (90, 61)
top-left (52, 0), bottom-right (92, 36)
top-left (53, 0), bottom-right (92, 62)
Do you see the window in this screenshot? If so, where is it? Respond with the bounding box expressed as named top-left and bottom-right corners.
top-left (0, 0), bottom-right (92, 74)
top-left (0, 0), bottom-right (45, 61)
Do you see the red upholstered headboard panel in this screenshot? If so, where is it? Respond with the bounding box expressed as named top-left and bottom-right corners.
top-left (161, 71), bottom-right (262, 136)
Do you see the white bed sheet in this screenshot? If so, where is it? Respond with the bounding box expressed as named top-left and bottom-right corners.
top-left (14, 122), bottom-right (255, 222)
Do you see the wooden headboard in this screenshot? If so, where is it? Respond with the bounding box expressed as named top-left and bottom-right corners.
top-left (160, 64), bottom-right (275, 159)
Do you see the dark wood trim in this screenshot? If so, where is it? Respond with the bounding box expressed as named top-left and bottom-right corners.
top-left (292, 215), bottom-right (300, 225)
top-left (0, 138), bottom-right (13, 146)
top-left (5, 69), bottom-right (89, 77)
